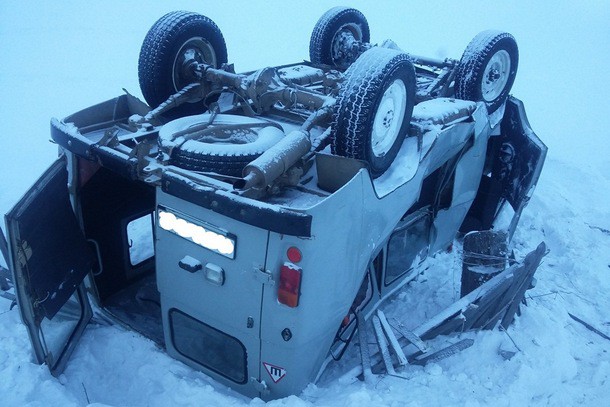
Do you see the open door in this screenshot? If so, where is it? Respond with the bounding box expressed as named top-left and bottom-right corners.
top-left (4, 156), bottom-right (93, 375)
top-left (461, 96), bottom-right (547, 238)
top-left (498, 97), bottom-right (547, 238)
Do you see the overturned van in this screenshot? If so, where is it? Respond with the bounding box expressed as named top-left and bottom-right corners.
top-left (1, 7), bottom-right (546, 400)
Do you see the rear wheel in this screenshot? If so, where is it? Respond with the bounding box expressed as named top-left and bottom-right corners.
top-left (332, 47), bottom-right (416, 178)
top-left (455, 31), bottom-right (518, 113)
top-left (138, 11), bottom-right (228, 117)
top-left (309, 7), bottom-right (370, 69)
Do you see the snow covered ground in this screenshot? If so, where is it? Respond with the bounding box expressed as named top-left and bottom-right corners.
top-left (1, 1), bottom-right (609, 405)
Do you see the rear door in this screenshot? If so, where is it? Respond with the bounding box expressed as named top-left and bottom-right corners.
top-left (155, 191), bottom-right (269, 397)
top-left (5, 157), bottom-right (93, 375)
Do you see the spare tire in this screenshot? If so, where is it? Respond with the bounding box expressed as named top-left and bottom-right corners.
top-left (332, 47), bottom-right (416, 178)
top-left (138, 11), bottom-right (228, 117)
top-left (159, 114), bottom-right (285, 176)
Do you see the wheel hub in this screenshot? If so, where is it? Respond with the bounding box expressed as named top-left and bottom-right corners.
top-left (371, 79), bottom-right (407, 157)
top-left (488, 68), bottom-right (501, 82)
top-left (172, 37), bottom-right (217, 98)
top-left (181, 49), bottom-right (203, 78)
top-left (331, 23), bottom-right (363, 68)
top-left (382, 110), bottom-right (395, 128)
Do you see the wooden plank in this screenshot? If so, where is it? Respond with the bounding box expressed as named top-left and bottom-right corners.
top-left (377, 310), bottom-right (408, 366)
top-left (357, 312), bottom-right (374, 383)
top-left (410, 339), bottom-right (474, 366)
top-left (500, 242), bottom-right (546, 328)
top-left (389, 319), bottom-right (428, 353)
top-left (373, 315), bottom-right (396, 375)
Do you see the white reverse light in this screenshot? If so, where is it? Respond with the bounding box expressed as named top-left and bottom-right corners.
top-left (158, 211), bottom-right (177, 231)
top-left (158, 208), bottom-right (236, 259)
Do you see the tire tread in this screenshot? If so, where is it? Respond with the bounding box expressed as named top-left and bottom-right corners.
top-left (331, 47), bottom-right (416, 177)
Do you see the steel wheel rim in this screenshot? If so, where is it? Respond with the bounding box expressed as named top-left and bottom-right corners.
top-left (172, 37), bottom-right (216, 100)
top-left (372, 79), bottom-right (407, 157)
top-left (482, 49), bottom-right (511, 102)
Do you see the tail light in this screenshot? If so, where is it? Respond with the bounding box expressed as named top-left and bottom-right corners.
top-left (278, 262), bottom-right (302, 308)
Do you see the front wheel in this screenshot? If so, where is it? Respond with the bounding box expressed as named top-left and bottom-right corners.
top-left (332, 47), bottom-right (416, 178)
top-left (455, 31), bottom-right (518, 113)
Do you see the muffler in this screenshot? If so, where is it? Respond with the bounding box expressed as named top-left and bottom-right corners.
top-left (234, 130), bottom-right (311, 190)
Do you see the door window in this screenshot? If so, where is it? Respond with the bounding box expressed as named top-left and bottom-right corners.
top-left (127, 213), bottom-right (154, 266)
top-left (170, 309), bottom-right (247, 384)
top-left (385, 213), bottom-right (431, 286)
top-left (39, 289), bottom-right (88, 370)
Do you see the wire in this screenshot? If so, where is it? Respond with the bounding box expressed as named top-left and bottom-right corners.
top-left (460, 250), bottom-right (514, 268)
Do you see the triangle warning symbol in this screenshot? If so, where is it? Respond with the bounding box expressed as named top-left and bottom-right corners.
top-left (263, 362), bottom-right (287, 383)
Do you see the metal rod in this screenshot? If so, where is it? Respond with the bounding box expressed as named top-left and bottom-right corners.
top-left (203, 65), bottom-right (245, 88)
top-left (410, 54), bottom-right (457, 68)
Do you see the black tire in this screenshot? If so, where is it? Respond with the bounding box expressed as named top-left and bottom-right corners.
top-left (455, 30), bottom-right (518, 113)
top-left (138, 11), bottom-right (228, 117)
top-left (309, 7), bottom-right (370, 69)
top-left (332, 47), bottom-right (416, 178)
top-left (158, 114), bottom-right (284, 176)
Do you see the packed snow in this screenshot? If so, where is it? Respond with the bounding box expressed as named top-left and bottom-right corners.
top-left (1, 1), bottom-right (609, 406)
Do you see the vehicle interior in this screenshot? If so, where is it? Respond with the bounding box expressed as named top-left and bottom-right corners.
top-left (79, 165), bottom-right (162, 344)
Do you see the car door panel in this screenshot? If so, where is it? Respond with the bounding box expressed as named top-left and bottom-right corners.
top-left (5, 156), bottom-right (93, 375)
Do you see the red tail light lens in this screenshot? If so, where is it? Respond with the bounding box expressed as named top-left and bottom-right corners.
top-left (278, 262), bottom-right (302, 308)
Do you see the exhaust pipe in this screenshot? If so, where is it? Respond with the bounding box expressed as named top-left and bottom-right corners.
top-left (234, 130), bottom-right (311, 190)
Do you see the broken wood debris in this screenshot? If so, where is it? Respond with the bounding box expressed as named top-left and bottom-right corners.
top-left (410, 339), bottom-right (474, 366)
top-left (377, 310), bottom-right (408, 366)
top-left (568, 312), bottom-right (610, 342)
top-left (356, 242), bottom-right (546, 379)
top-left (357, 312), bottom-right (374, 383)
